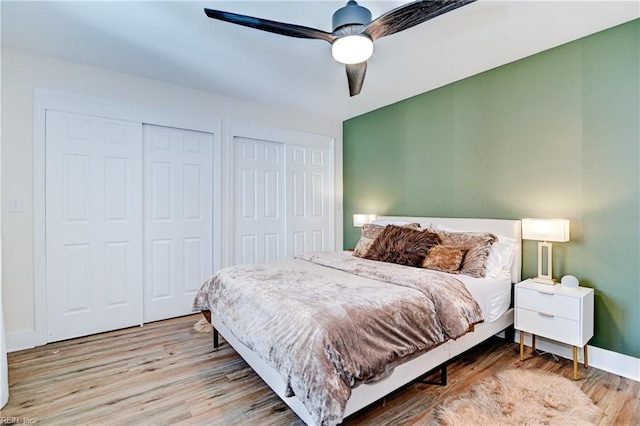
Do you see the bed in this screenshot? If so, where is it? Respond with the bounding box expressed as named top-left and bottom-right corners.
top-left (194, 216), bottom-right (522, 425)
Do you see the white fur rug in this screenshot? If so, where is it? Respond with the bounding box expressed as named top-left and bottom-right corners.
top-left (432, 369), bottom-right (601, 425)
top-left (193, 317), bottom-right (213, 333)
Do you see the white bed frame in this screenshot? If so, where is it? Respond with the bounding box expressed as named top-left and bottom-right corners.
top-left (209, 217), bottom-right (522, 425)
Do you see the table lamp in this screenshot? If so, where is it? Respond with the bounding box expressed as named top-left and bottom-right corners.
top-left (353, 214), bottom-right (376, 227)
top-left (522, 218), bottom-right (570, 285)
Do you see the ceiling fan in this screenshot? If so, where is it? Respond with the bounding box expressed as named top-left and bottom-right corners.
top-left (204, 0), bottom-right (476, 97)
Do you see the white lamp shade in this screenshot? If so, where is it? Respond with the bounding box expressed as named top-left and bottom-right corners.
top-left (522, 218), bottom-right (570, 242)
top-left (353, 213), bottom-right (377, 227)
top-left (331, 35), bottom-right (374, 64)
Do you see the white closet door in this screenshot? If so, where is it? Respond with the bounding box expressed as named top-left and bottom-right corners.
top-left (45, 110), bottom-right (143, 342)
top-left (286, 145), bottom-right (332, 257)
top-left (144, 125), bottom-right (213, 322)
top-left (234, 137), bottom-right (285, 265)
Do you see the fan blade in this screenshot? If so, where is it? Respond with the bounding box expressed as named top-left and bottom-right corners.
top-left (204, 9), bottom-right (336, 43)
top-left (346, 62), bottom-right (367, 97)
top-left (363, 0), bottom-right (476, 41)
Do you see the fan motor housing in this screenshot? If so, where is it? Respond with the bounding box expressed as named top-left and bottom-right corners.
top-left (332, 0), bottom-right (372, 31)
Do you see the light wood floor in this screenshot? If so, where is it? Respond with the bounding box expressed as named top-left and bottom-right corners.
top-left (2, 314), bottom-right (638, 425)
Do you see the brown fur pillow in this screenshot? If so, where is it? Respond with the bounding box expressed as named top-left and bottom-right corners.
top-left (436, 230), bottom-right (497, 278)
top-left (364, 225), bottom-right (440, 267)
top-left (423, 246), bottom-right (468, 273)
top-left (352, 222), bottom-right (420, 258)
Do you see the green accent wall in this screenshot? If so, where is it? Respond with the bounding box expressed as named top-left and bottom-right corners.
top-left (343, 20), bottom-right (640, 358)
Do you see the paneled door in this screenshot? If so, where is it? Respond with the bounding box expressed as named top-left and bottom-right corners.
top-left (234, 137), bottom-right (286, 264)
top-left (45, 110), bottom-right (143, 342)
top-left (143, 125), bottom-right (213, 322)
top-left (286, 144), bottom-right (332, 256)
top-left (233, 135), bottom-right (333, 264)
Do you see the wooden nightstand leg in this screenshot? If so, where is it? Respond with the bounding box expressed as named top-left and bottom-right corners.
top-left (520, 331), bottom-right (524, 361)
top-left (573, 346), bottom-right (579, 380)
top-left (584, 344), bottom-right (589, 369)
top-left (531, 334), bottom-right (536, 352)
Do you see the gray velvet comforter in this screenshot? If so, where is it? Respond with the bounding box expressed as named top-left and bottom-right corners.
top-left (193, 251), bottom-right (483, 425)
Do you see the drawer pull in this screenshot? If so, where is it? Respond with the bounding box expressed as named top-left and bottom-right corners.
top-left (537, 290), bottom-right (554, 295)
top-left (538, 312), bottom-right (555, 318)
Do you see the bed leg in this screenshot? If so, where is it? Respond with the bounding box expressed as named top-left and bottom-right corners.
top-left (504, 325), bottom-right (516, 342)
top-left (420, 363), bottom-right (448, 386)
top-left (441, 364), bottom-right (447, 386)
top-left (213, 328), bottom-right (219, 349)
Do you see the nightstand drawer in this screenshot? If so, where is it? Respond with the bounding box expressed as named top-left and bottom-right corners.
top-left (516, 287), bottom-right (580, 321)
top-left (516, 308), bottom-right (581, 346)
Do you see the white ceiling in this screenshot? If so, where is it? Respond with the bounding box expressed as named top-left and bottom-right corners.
top-left (2, 1), bottom-right (638, 121)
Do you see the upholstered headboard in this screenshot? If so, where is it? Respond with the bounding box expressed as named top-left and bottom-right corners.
top-left (377, 216), bottom-right (522, 283)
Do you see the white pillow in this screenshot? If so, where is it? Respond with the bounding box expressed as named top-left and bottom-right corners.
top-left (485, 235), bottom-right (516, 277)
top-left (435, 224), bottom-right (516, 278)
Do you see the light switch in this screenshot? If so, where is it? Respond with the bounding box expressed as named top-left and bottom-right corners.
top-left (10, 198), bottom-right (23, 213)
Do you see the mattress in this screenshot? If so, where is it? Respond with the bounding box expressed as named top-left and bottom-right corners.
top-left (455, 272), bottom-right (512, 322)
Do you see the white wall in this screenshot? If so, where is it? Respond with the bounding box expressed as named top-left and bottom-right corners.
top-left (1, 21), bottom-right (9, 405)
top-left (1, 47), bottom-right (343, 343)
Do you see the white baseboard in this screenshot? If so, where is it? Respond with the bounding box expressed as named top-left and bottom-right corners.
top-left (6, 330), bottom-right (37, 353)
top-left (516, 333), bottom-right (640, 382)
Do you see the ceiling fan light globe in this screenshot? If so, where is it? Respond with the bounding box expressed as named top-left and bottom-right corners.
top-left (332, 35), bottom-right (373, 65)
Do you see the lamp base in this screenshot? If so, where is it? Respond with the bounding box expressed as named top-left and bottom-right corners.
top-left (534, 241), bottom-right (557, 285)
top-left (532, 276), bottom-right (557, 285)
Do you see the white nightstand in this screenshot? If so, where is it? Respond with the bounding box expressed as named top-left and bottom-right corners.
top-left (515, 278), bottom-right (594, 380)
